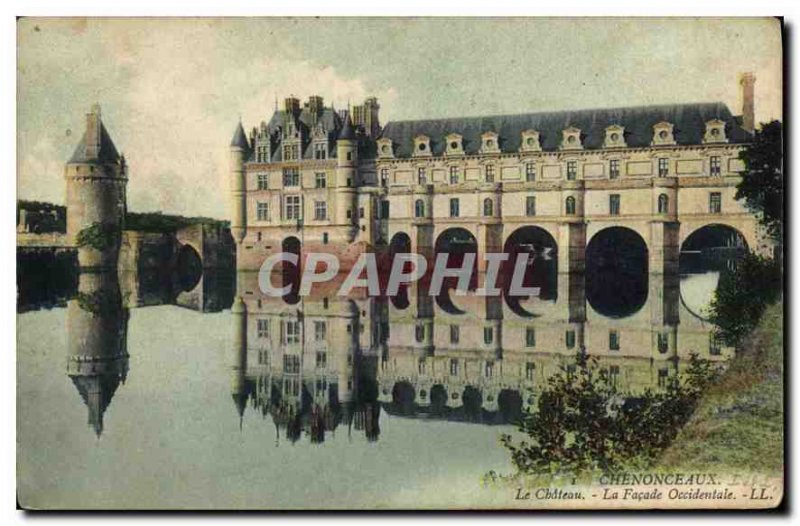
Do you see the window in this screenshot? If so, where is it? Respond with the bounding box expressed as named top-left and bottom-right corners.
top-left (417, 167), bottom-right (427, 185)
top-left (658, 157), bottom-right (669, 177)
top-left (607, 365), bottom-right (619, 387)
top-left (658, 193), bottom-right (669, 214)
top-left (449, 359), bottom-right (459, 376)
top-left (257, 202), bottom-right (270, 221)
top-left (257, 319), bottom-right (270, 339)
top-left (359, 207), bottom-right (365, 219)
top-left (609, 329), bottom-right (620, 351)
top-left (380, 200), bottom-right (390, 219)
top-left (450, 325), bottom-right (460, 344)
top-left (485, 164), bottom-right (495, 182)
top-left (526, 196), bottom-right (536, 216)
top-left (322, 232), bottom-right (328, 244)
top-left (449, 166), bottom-right (459, 184)
top-left (710, 156), bottom-right (721, 176)
top-left (658, 368), bottom-right (670, 388)
top-left (525, 362), bottom-right (535, 380)
top-left (709, 192), bottom-right (722, 214)
top-left (658, 332), bottom-right (669, 354)
top-left (565, 196), bottom-right (576, 215)
top-left (315, 172), bottom-right (326, 188)
top-left (283, 144), bottom-right (299, 161)
top-left (566, 160), bottom-right (577, 181)
top-left (314, 321), bottom-right (326, 341)
top-left (314, 201), bottom-right (327, 221)
top-left (345, 151), bottom-right (353, 161)
top-left (449, 198), bottom-right (460, 218)
top-left (314, 143), bottom-right (327, 160)
top-left (483, 198), bottom-right (494, 217)
top-left (284, 321), bottom-right (300, 344)
top-left (609, 194), bottom-right (621, 216)
top-left (565, 329), bottom-right (576, 349)
top-left (525, 162), bottom-right (536, 182)
top-left (609, 159), bottom-right (620, 179)
top-left (257, 173), bottom-right (269, 190)
top-left (256, 146), bottom-right (269, 163)
top-left (414, 199), bottom-right (425, 218)
top-left (283, 355), bottom-right (300, 374)
top-left (380, 168), bottom-right (389, 186)
top-left (710, 333), bottom-right (723, 356)
top-left (483, 326), bottom-right (494, 345)
top-left (526, 327), bottom-right (536, 347)
top-left (415, 324), bottom-right (425, 343)
top-left (484, 361), bottom-right (494, 378)
top-left (418, 359), bottom-right (427, 375)
top-left (284, 196), bottom-right (301, 220)
top-left (282, 167), bottom-right (299, 187)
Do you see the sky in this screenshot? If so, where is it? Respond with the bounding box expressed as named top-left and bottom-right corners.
top-left (17, 17), bottom-right (782, 219)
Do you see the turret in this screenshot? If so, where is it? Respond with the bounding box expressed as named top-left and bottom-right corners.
top-left (230, 122), bottom-right (249, 245)
top-left (67, 271), bottom-right (129, 437)
top-left (65, 104), bottom-right (127, 269)
top-left (335, 113), bottom-right (359, 235)
top-left (230, 296), bottom-right (248, 426)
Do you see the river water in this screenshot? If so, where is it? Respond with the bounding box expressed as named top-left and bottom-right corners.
top-left (16, 252), bottom-right (729, 509)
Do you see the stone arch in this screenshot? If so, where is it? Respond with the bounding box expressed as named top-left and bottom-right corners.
top-left (498, 389), bottom-right (523, 423)
top-left (462, 385), bottom-right (483, 421)
top-left (434, 227), bottom-right (479, 291)
top-left (430, 384), bottom-right (448, 414)
top-left (585, 226), bottom-right (649, 318)
top-left (174, 243), bottom-right (202, 292)
top-left (502, 225), bottom-right (558, 301)
top-left (391, 381), bottom-right (416, 416)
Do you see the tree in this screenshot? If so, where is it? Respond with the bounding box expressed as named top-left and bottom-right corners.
top-left (736, 120), bottom-right (783, 240)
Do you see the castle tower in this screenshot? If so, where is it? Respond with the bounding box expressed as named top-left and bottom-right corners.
top-left (66, 271), bottom-right (129, 437)
top-left (230, 296), bottom-right (249, 426)
top-left (335, 113), bottom-right (359, 240)
top-left (65, 105), bottom-right (128, 269)
top-left (230, 121), bottom-right (250, 248)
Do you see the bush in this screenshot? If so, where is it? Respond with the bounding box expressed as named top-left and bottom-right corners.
top-left (500, 351), bottom-right (719, 477)
top-left (125, 211), bottom-right (229, 233)
top-left (709, 254), bottom-right (782, 346)
top-left (76, 222), bottom-right (120, 251)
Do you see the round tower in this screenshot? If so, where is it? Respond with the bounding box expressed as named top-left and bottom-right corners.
top-left (230, 122), bottom-right (249, 248)
top-left (335, 113), bottom-right (359, 237)
top-left (230, 295), bottom-right (249, 425)
top-left (65, 105), bottom-right (127, 269)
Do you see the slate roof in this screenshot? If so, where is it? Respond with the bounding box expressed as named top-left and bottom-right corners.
top-left (258, 107), bottom-right (344, 162)
top-left (230, 121), bottom-right (249, 149)
top-left (379, 102), bottom-right (750, 158)
top-left (338, 112), bottom-right (356, 140)
top-left (68, 122), bottom-right (121, 164)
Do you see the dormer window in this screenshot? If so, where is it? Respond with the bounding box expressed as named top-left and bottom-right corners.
top-left (520, 130), bottom-right (541, 152)
top-left (377, 138), bottom-right (394, 159)
top-left (445, 133), bottom-right (464, 156)
top-left (561, 127), bottom-right (582, 150)
top-left (604, 125), bottom-right (626, 148)
top-left (413, 135), bottom-right (432, 157)
top-left (704, 119), bottom-right (728, 144)
top-left (480, 132), bottom-right (500, 154)
top-left (651, 121), bottom-right (676, 146)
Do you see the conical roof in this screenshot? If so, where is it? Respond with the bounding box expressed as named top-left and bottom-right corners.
top-left (338, 113), bottom-right (356, 140)
top-left (68, 122), bottom-right (121, 164)
top-left (230, 121), bottom-right (250, 149)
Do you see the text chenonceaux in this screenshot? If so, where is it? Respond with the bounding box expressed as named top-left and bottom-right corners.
top-left (258, 251), bottom-right (542, 297)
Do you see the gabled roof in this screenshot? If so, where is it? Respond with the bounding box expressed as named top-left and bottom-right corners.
top-left (378, 102), bottom-right (750, 158)
top-left (68, 122), bottom-right (121, 164)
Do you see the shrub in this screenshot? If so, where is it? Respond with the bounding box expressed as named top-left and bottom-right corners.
top-left (76, 222), bottom-right (120, 251)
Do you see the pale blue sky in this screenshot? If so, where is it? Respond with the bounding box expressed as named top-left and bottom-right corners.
top-left (17, 17), bottom-right (782, 218)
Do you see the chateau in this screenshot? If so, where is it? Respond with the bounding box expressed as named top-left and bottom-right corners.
top-left (230, 73), bottom-right (772, 275)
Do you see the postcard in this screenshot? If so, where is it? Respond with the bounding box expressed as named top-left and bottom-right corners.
top-left (16, 17), bottom-right (784, 510)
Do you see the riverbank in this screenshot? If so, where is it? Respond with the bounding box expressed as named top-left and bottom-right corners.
top-left (656, 299), bottom-right (784, 476)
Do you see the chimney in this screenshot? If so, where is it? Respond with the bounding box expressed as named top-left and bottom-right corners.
top-left (284, 97), bottom-right (300, 117)
top-left (85, 104), bottom-right (102, 159)
top-left (740, 72), bottom-right (756, 134)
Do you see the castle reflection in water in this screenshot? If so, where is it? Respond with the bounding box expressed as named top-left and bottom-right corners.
top-left (21, 258), bottom-right (731, 443)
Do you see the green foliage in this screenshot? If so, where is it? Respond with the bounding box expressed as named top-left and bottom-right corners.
top-left (736, 120), bottom-right (783, 240)
top-left (125, 211), bottom-right (229, 234)
top-left (17, 200), bottom-right (67, 234)
top-left (500, 351), bottom-right (719, 477)
top-left (76, 222), bottom-right (120, 251)
top-left (709, 253), bottom-right (782, 346)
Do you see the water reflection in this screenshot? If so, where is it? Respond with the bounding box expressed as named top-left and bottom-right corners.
top-left (20, 252), bottom-right (732, 442)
